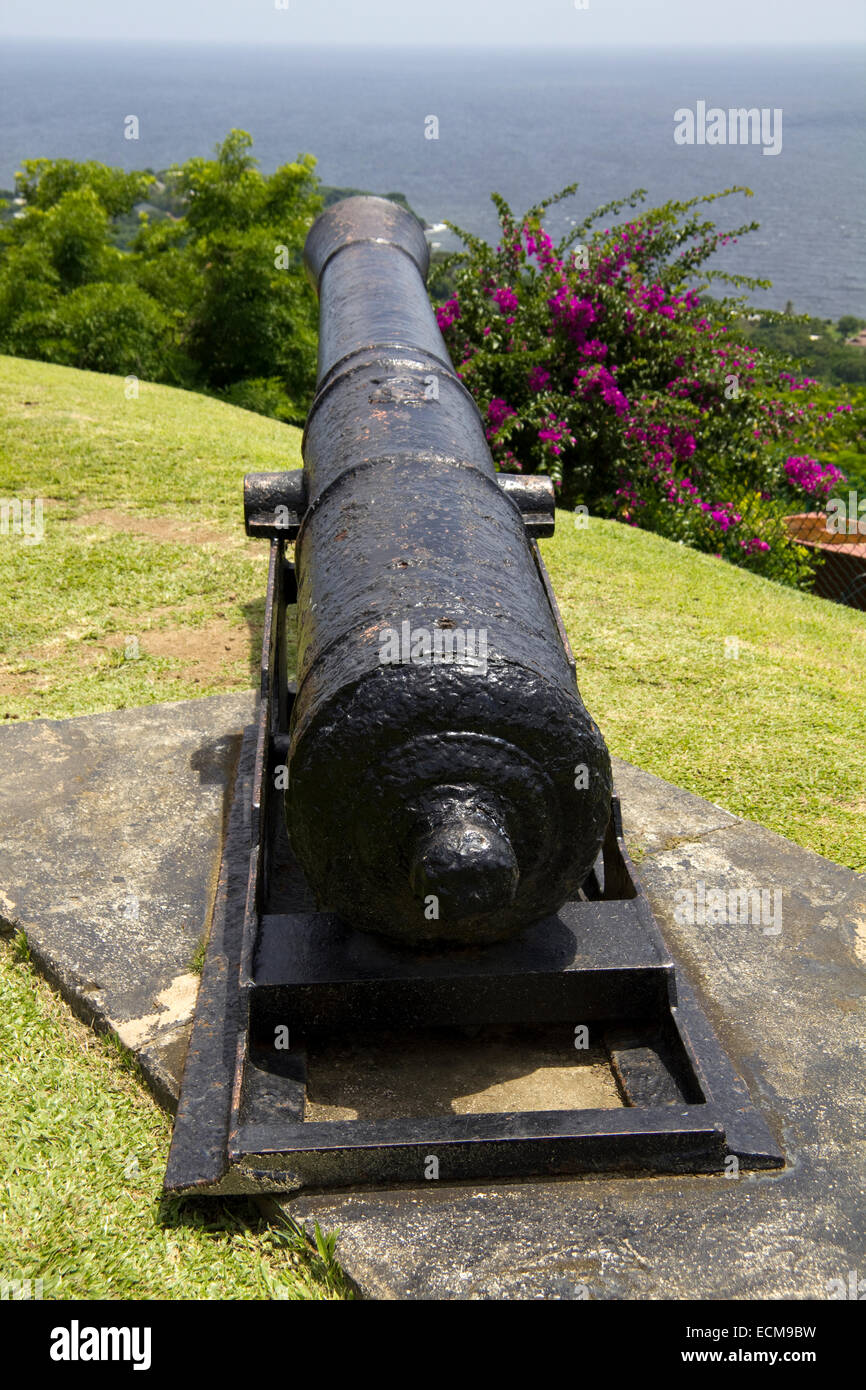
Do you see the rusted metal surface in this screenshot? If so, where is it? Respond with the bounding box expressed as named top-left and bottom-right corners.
top-left (279, 196), bottom-right (612, 946)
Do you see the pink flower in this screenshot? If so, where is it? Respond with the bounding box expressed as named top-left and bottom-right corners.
top-left (575, 365), bottom-right (629, 417)
top-left (492, 286), bottom-right (519, 315)
top-left (487, 398), bottom-right (516, 432)
top-left (435, 297), bottom-right (461, 332)
top-left (784, 455), bottom-right (844, 497)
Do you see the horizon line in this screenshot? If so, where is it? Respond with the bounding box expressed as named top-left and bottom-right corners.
top-left (2, 35), bottom-right (864, 48)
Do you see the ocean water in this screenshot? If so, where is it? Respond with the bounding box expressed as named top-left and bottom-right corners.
top-left (0, 40), bottom-right (863, 317)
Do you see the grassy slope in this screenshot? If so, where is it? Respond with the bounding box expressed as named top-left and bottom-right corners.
top-left (0, 355), bottom-right (302, 719)
top-left (0, 359), bottom-right (347, 1300)
top-left (544, 518), bottom-right (866, 871)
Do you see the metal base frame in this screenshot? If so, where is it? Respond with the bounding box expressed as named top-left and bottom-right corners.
top-left (165, 541), bottom-right (783, 1195)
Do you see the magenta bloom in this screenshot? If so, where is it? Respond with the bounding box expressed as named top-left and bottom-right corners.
top-left (492, 286), bottom-right (519, 315)
top-left (549, 287), bottom-right (597, 345)
top-left (435, 297), bottom-right (461, 332)
top-left (578, 339), bottom-right (608, 361)
top-left (528, 367), bottom-right (551, 392)
top-left (522, 224), bottom-right (556, 266)
top-left (487, 398), bottom-right (517, 431)
top-left (707, 506), bottom-right (742, 533)
top-left (538, 414), bottom-right (574, 459)
top-left (430, 189), bottom-right (849, 583)
top-left (784, 455), bottom-right (844, 497)
top-left (675, 432), bottom-right (696, 461)
top-left (575, 365), bottom-right (629, 417)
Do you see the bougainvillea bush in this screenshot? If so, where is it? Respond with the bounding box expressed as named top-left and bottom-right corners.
top-left (434, 185), bottom-right (855, 586)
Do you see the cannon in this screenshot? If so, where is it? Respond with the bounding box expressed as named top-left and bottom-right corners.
top-left (164, 197), bottom-right (783, 1197)
top-left (245, 196), bottom-right (613, 945)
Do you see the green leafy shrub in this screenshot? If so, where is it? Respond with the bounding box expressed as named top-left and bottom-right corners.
top-left (219, 375), bottom-right (306, 425)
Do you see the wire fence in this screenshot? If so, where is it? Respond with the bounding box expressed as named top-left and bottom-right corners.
top-left (785, 513), bottom-right (866, 612)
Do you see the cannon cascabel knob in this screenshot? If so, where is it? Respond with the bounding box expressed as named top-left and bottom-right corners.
top-left (409, 806), bottom-right (520, 920)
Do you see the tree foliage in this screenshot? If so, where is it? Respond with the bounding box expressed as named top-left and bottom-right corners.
top-left (0, 131), bottom-right (322, 420)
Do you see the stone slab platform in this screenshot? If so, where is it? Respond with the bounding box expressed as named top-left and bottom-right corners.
top-left (1, 693), bottom-right (863, 1298)
top-left (0, 693), bottom-right (254, 1107)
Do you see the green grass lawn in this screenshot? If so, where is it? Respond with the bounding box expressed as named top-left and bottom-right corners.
top-left (0, 355), bottom-right (302, 719)
top-left (0, 358), bottom-right (345, 1300)
top-left (545, 516), bottom-right (866, 872)
top-left (1, 354), bottom-right (864, 1301)
top-left (0, 931), bottom-right (351, 1300)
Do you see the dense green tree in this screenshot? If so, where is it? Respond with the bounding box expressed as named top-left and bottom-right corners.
top-left (154, 130), bottom-right (322, 412)
top-left (14, 158), bottom-right (150, 217)
top-left (53, 282), bottom-right (171, 377)
top-left (0, 241), bottom-right (61, 356)
top-left (0, 131), bottom-right (322, 417)
top-left (40, 187), bottom-right (127, 289)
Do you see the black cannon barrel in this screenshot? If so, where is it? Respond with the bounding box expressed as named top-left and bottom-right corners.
top-left (281, 195), bottom-right (612, 945)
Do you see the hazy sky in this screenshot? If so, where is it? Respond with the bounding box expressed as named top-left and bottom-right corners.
top-left (1, 0), bottom-right (864, 46)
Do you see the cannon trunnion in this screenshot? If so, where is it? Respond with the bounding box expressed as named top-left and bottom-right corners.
top-left (165, 198), bottom-right (783, 1197)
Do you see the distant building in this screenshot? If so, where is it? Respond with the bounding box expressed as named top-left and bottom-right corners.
top-left (845, 329), bottom-right (866, 348)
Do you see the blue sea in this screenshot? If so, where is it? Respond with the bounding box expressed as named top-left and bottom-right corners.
top-left (0, 40), bottom-right (863, 317)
